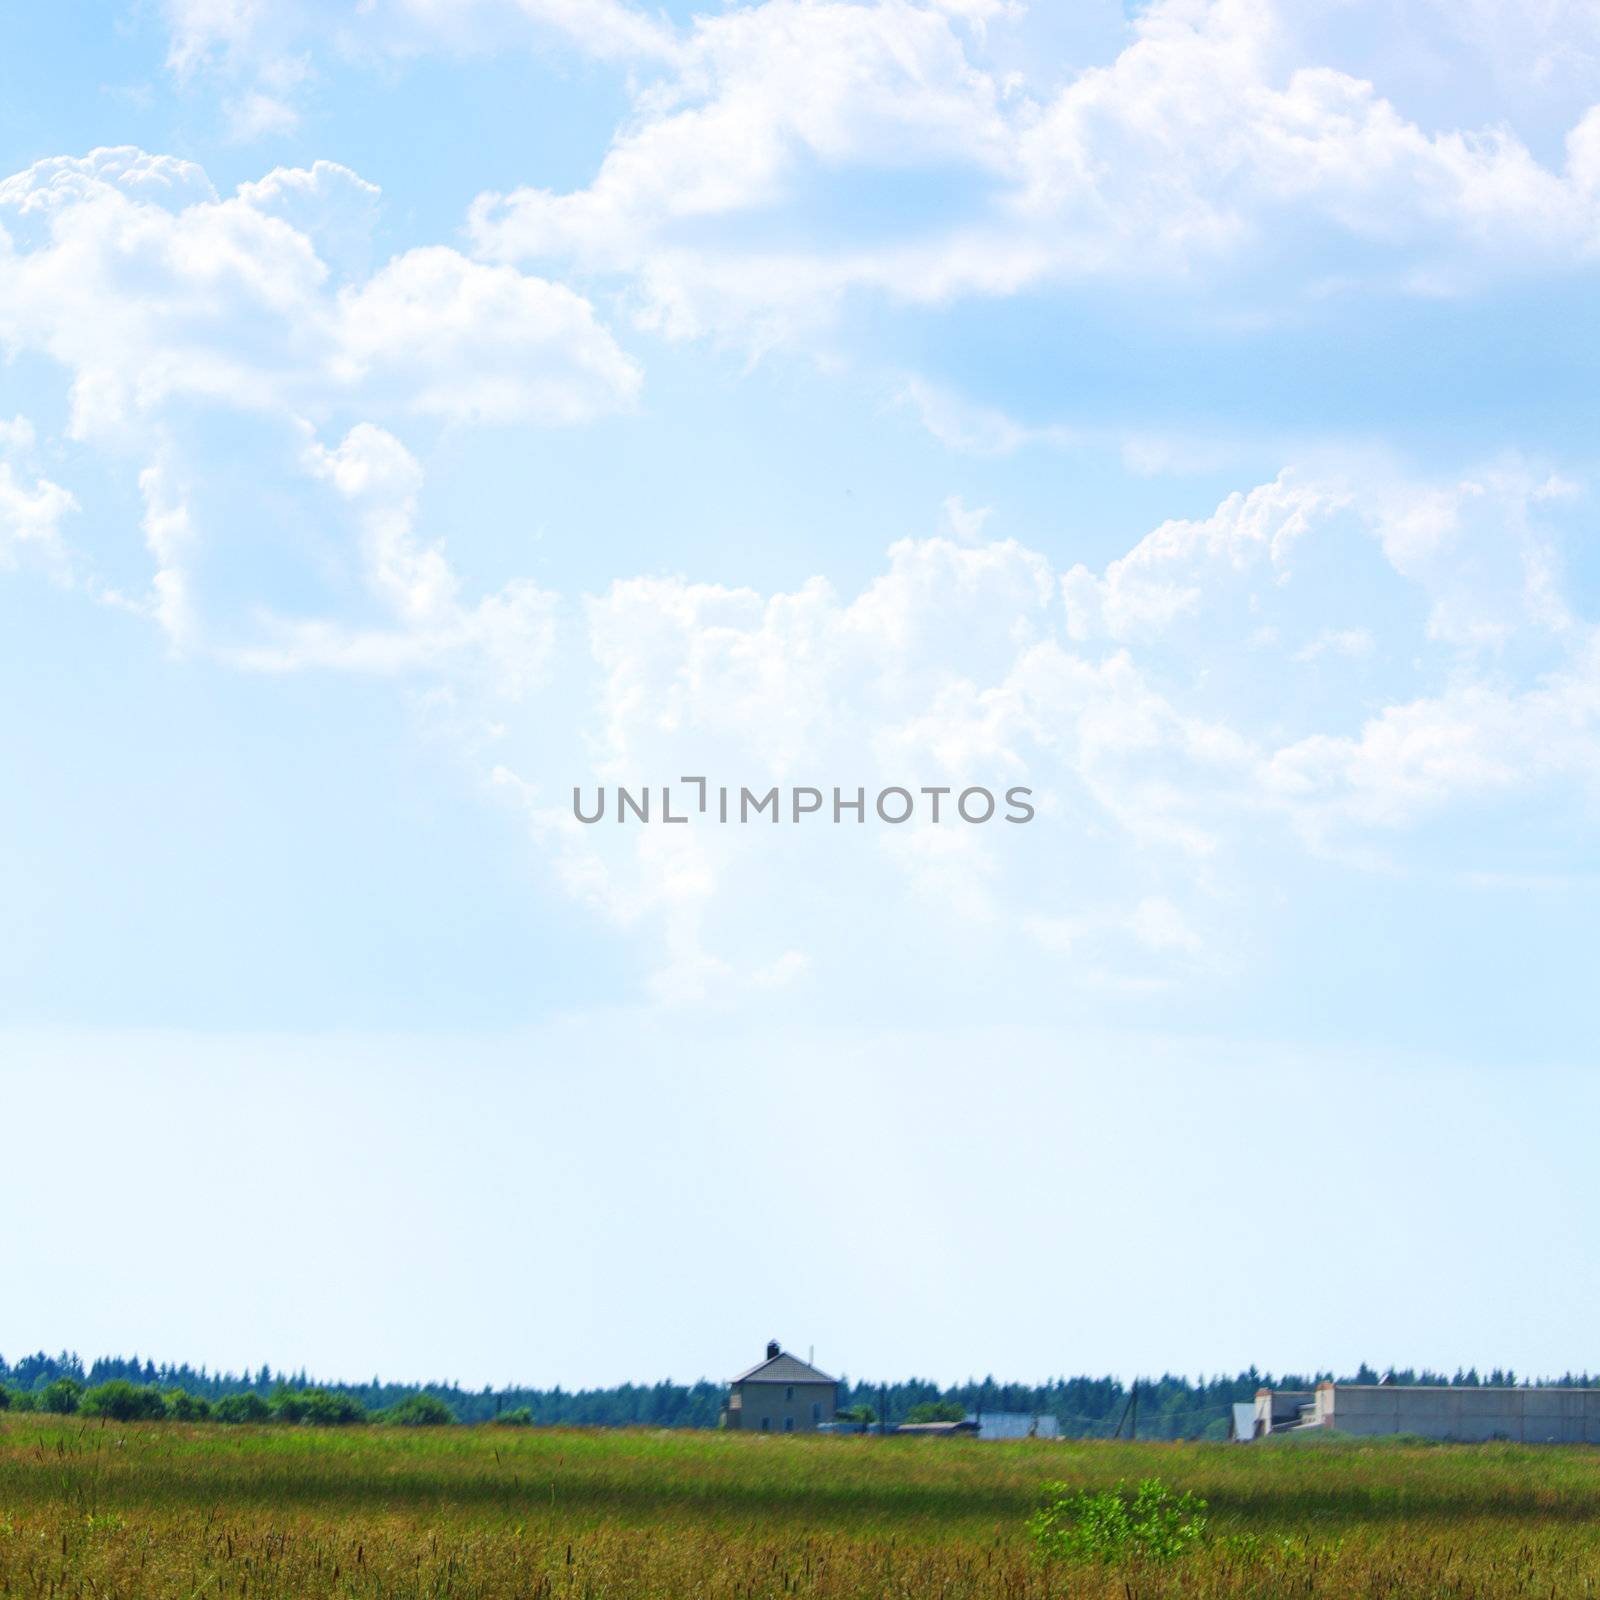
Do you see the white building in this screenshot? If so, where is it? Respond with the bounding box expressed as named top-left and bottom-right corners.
top-left (967, 1411), bottom-right (1061, 1440)
top-left (1251, 1383), bottom-right (1600, 1443)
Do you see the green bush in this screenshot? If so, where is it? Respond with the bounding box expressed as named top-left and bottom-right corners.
top-left (38, 1377), bottom-right (84, 1415)
top-left (80, 1381), bottom-right (169, 1422)
top-left (1029, 1478), bottom-right (1208, 1565)
top-left (273, 1387), bottom-right (366, 1427)
top-left (10, 1389), bottom-right (37, 1413)
top-left (213, 1392), bottom-right (271, 1425)
top-left (0, 1385), bottom-right (10, 1411)
top-left (384, 1394), bottom-right (455, 1426)
top-left (494, 1407), bottom-right (534, 1426)
top-left (166, 1389), bottom-right (212, 1422)
top-left (905, 1400), bottom-right (968, 1424)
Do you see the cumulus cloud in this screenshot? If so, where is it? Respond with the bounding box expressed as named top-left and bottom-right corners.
top-left (1063, 476), bottom-right (1346, 641)
top-left (0, 148), bottom-right (640, 440)
top-left (4, 142), bottom-right (1585, 992)
top-left (138, 0), bottom-right (1600, 353)
top-left (227, 423), bottom-right (559, 691)
top-left (5, 60), bottom-right (1597, 1006)
top-left (140, 1), bottom-right (1600, 351)
top-left (161, 0), bottom-right (678, 137)
top-left (466, 454), bottom-right (1600, 998)
top-left (0, 417), bottom-right (77, 578)
top-left (486, 526), bottom-right (1249, 1000)
top-left (1265, 650), bottom-right (1600, 832)
top-left (234, 159), bottom-right (381, 276)
top-left (459, 0), bottom-right (1600, 348)
top-left (335, 249), bottom-right (640, 425)
top-left (0, 146), bottom-right (634, 684)
top-left (164, 0), bottom-right (679, 70)
top-left (136, 457), bottom-right (201, 650)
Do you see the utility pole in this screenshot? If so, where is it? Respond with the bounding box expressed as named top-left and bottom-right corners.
top-left (1111, 1388), bottom-right (1133, 1439)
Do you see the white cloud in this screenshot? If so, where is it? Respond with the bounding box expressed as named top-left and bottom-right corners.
top-left (490, 524), bottom-right (1255, 993)
top-left (335, 248), bottom-right (641, 424)
top-left (466, 454), bottom-right (1600, 996)
top-left (0, 417), bottom-right (77, 578)
top-left (1293, 626), bottom-right (1375, 662)
top-left (1064, 475), bottom-right (1345, 641)
top-left (235, 159), bottom-right (381, 276)
top-left (1265, 650), bottom-right (1600, 831)
top-left (1369, 464), bottom-right (1580, 647)
top-left (462, 0), bottom-right (1600, 348)
top-left (228, 423), bottom-right (559, 691)
top-left (0, 148), bottom-right (640, 440)
top-left (0, 147), bottom-right (218, 212)
top-left (161, 0), bottom-right (678, 138)
top-left (899, 376), bottom-right (1080, 457)
top-left (137, 457), bottom-right (201, 650)
top-left (139, 0), bottom-right (1600, 350)
top-left (1061, 459), bottom-right (1584, 663)
top-left (228, 89), bottom-right (301, 141)
top-left (941, 494), bottom-right (994, 543)
top-left (380, 0), bottom-right (679, 62)
top-left (0, 148), bottom-right (637, 661)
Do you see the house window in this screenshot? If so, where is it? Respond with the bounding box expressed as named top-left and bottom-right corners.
top-left (760, 1417), bottom-right (770, 1432)
top-left (785, 1386), bottom-right (794, 1401)
top-left (784, 1417), bottom-right (794, 1432)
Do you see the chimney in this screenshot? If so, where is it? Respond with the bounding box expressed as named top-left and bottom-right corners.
top-left (767, 1340), bottom-right (781, 1360)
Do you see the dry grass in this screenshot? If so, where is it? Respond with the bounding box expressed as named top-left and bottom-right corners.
top-left (3, 1414), bottom-right (1600, 1597)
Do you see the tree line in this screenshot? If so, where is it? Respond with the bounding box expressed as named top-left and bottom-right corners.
top-left (1, 1352), bottom-right (1589, 1437)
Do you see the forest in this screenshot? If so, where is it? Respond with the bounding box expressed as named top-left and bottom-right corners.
top-left (1, 1350), bottom-right (1585, 1436)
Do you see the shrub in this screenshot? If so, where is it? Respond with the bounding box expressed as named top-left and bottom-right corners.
top-left (1029, 1478), bottom-right (1208, 1565)
top-left (384, 1394), bottom-right (455, 1426)
top-left (80, 1381), bottom-right (169, 1422)
top-left (38, 1377), bottom-right (84, 1415)
top-left (166, 1389), bottom-right (212, 1422)
top-left (10, 1390), bottom-right (37, 1412)
top-left (274, 1387), bottom-right (366, 1427)
top-left (494, 1407), bottom-right (534, 1426)
top-left (905, 1401), bottom-right (968, 1424)
top-left (0, 1386), bottom-right (10, 1411)
top-left (214, 1392), bottom-right (271, 1425)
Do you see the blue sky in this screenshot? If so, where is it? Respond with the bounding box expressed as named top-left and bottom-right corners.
top-left (3, 0), bottom-right (1599, 1391)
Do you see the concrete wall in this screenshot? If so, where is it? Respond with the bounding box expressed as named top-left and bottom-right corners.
top-left (1255, 1389), bottom-right (1313, 1435)
top-left (726, 1381), bottom-right (836, 1433)
top-left (970, 1412), bottom-right (1062, 1440)
top-left (1317, 1386), bottom-right (1600, 1443)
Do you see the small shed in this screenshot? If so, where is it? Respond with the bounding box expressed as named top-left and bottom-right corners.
top-left (968, 1411), bottom-right (1061, 1441)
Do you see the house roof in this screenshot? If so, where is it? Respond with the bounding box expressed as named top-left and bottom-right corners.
top-left (730, 1351), bottom-right (837, 1385)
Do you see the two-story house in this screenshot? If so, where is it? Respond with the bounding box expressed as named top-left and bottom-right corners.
top-left (722, 1341), bottom-right (837, 1433)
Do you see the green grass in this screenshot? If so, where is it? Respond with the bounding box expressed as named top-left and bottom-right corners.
top-left (3, 1414), bottom-right (1600, 1596)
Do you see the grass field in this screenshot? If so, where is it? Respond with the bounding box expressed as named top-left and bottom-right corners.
top-left (3, 1415), bottom-right (1599, 1597)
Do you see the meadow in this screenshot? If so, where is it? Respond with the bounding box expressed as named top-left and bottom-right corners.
top-left (3, 1414), bottom-right (1599, 1598)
